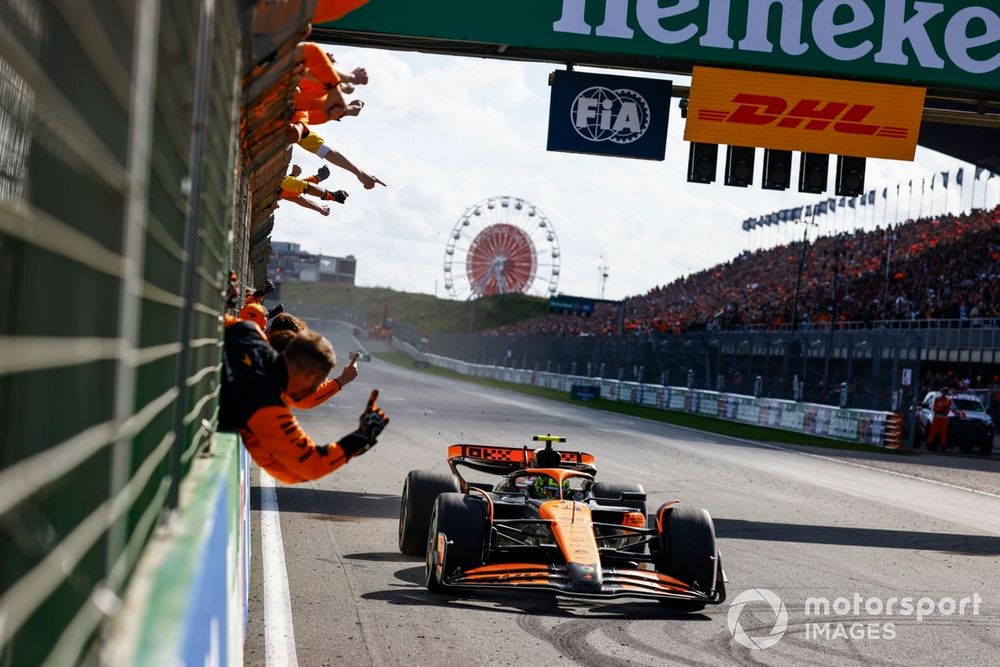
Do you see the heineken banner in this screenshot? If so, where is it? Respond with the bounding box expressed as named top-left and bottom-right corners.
top-left (326, 1), bottom-right (1000, 91)
top-left (547, 70), bottom-right (672, 160)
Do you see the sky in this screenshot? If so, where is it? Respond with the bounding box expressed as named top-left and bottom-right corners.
top-left (275, 46), bottom-right (998, 302)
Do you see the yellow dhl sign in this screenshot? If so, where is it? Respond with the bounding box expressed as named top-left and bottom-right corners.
top-left (684, 66), bottom-right (926, 161)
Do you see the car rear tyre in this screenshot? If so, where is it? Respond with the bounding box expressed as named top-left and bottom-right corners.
top-left (658, 505), bottom-right (718, 597)
top-left (398, 470), bottom-right (459, 556)
top-left (425, 493), bottom-right (487, 591)
top-left (980, 438), bottom-right (994, 457)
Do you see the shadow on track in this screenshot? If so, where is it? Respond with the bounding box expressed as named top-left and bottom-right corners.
top-left (716, 518), bottom-right (1000, 555)
top-left (250, 486), bottom-right (400, 521)
top-left (343, 551), bottom-right (422, 564)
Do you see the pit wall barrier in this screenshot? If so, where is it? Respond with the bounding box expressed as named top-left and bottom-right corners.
top-left (104, 434), bottom-right (250, 667)
top-left (423, 355), bottom-right (891, 447)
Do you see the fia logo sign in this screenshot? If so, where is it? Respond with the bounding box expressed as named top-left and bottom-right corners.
top-left (570, 86), bottom-right (650, 144)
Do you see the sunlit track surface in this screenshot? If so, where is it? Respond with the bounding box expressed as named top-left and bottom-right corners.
top-left (246, 323), bottom-right (1000, 666)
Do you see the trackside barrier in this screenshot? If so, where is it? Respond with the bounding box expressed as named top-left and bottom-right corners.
top-left (423, 355), bottom-right (891, 447)
top-left (883, 414), bottom-right (905, 450)
top-left (104, 434), bottom-right (250, 667)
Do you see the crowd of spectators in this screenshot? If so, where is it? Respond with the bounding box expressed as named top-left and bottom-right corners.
top-left (216, 1), bottom-right (390, 486)
top-left (278, 4), bottom-right (386, 218)
top-left (487, 205), bottom-right (1000, 338)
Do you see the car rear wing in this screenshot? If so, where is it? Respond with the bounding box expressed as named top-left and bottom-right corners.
top-left (446, 444), bottom-right (596, 476)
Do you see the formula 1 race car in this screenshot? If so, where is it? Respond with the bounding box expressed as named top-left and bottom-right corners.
top-left (397, 435), bottom-right (727, 608)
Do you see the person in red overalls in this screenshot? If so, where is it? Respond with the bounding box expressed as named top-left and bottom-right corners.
top-left (926, 389), bottom-right (952, 452)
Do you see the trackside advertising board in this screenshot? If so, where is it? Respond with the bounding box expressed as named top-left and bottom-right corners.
top-left (326, 1), bottom-right (1000, 92)
top-left (547, 70), bottom-right (672, 160)
top-left (685, 67), bottom-right (926, 160)
top-left (419, 352), bottom-right (892, 446)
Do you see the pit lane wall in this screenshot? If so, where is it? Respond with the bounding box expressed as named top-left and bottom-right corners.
top-left (103, 434), bottom-right (250, 667)
top-left (422, 354), bottom-right (890, 447)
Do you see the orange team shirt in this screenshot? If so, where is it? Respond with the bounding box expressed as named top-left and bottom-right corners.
top-left (219, 320), bottom-right (358, 484)
top-left (313, 0), bottom-right (369, 23)
top-left (303, 42), bottom-right (341, 88)
top-left (285, 378), bottom-right (342, 409)
top-left (294, 87), bottom-right (332, 119)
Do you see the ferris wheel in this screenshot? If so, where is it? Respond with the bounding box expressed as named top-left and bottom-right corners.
top-left (443, 196), bottom-right (561, 300)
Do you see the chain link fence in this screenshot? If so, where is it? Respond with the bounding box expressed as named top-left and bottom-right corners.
top-left (0, 0), bottom-right (263, 662)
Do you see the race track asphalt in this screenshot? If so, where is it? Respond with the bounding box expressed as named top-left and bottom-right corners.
top-left (245, 323), bottom-right (1000, 666)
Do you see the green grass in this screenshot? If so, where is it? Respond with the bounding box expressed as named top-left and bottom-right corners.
top-left (374, 351), bottom-right (910, 455)
top-left (278, 282), bottom-right (546, 337)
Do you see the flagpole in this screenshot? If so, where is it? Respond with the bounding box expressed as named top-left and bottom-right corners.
top-left (919, 181), bottom-right (924, 219)
top-left (908, 184), bottom-right (913, 220)
top-left (894, 186), bottom-right (899, 226)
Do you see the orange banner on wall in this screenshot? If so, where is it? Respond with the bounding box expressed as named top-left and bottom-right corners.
top-left (684, 67), bottom-right (926, 161)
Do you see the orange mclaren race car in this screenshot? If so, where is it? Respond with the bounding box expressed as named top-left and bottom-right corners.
top-left (397, 435), bottom-right (727, 608)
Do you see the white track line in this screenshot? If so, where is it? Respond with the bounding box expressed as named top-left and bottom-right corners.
top-left (260, 470), bottom-right (299, 666)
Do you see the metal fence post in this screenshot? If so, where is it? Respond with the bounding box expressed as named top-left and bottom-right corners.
top-left (169, 0), bottom-right (216, 509)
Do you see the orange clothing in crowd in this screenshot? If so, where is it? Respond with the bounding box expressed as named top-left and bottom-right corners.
top-left (286, 378), bottom-right (342, 409)
top-left (281, 175), bottom-right (310, 199)
top-left (303, 43), bottom-right (341, 88)
top-left (293, 90), bottom-right (339, 124)
top-left (239, 303), bottom-right (267, 330)
top-left (312, 0), bottom-right (369, 23)
top-left (219, 320), bottom-right (369, 484)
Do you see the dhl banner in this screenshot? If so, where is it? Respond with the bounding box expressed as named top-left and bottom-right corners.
top-left (685, 67), bottom-right (926, 161)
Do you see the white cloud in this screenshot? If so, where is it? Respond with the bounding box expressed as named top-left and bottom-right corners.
top-left (273, 46), bottom-right (992, 301)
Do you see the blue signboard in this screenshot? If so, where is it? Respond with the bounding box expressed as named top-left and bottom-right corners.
top-left (549, 295), bottom-right (596, 316)
top-left (571, 385), bottom-right (601, 401)
top-left (547, 70), bottom-right (671, 161)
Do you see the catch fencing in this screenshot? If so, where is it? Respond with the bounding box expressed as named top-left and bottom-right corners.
top-left (0, 0), bottom-right (308, 663)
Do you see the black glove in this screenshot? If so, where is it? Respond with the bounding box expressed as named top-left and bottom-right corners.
top-left (315, 165), bottom-right (331, 182)
top-left (252, 279), bottom-right (275, 299)
top-left (338, 390), bottom-right (389, 459)
top-left (322, 189), bottom-right (349, 204)
top-left (266, 303), bottom-right (284, 319)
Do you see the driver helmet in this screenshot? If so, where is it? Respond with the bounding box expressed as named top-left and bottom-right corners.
top-left (530, 475), bottom-right (567, 500)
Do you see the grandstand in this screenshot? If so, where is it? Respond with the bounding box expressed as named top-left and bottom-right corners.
top-left (487, 205), bottom-right (1000, 337)
top-left (446, 205), bottom-right (1000, 413)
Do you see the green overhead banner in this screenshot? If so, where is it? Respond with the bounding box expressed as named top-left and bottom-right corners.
top-left (325, 0), bottom-right (1000, 91)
